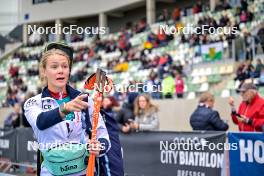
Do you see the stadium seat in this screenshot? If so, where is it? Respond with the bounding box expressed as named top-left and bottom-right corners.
top-left (205, 67), bottom-right (212, 76)
top-left (187, 92), bottom-right (196, 99)
top-left (258, 87), bottom-right (264, 97)
top-left (226, 80), bottom-right (236, 90)
top-left (199, 83), bottom-right (209, 92)
top-left (221, 89), bottom-right (230, 98)
top-left (219, 66), bottom-right (227, 74)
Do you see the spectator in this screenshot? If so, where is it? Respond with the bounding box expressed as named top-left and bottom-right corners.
top-left (136, 18), bottom-right (147, 33)
top-left (241, 0), bottom-right (248, 11)
top-left (144, 75), bottom-right (154, 95)
top-left (222, 0), bottom-right (231, 10)
top-left (192, 4), bottom-right (201, 14)
top-left (257, 68), bottom-right (264, 86)
top-left (254, 58), bottom-right (263, 78)
top-left (162, 73), bottom-right (175, 99)
top-left (245, 59), bottom-right (255, 78)
top-left (234, 61), bottom-right (252, 85)
top-left (9, 64), bottom-right (19, 78)
top-left (4, 103), bottom-right (21, 128)
top-left (234, 34), bottom-right (246, 61)
top-left (240, 10), bottom-right (248, 23)
top-left (0, 74), bottom-right (6, 82)
top-left (6, 90), bottom-right (19, 107)
top-left (157, 29), bottom-right (168, 47)
top-left (151, 75), bottom-right (162, 99)
top-left (172, 7), bottom-right (181, 21)
top-left (175, 73), bottom-right (184, 98)
top-left (130, 94), bottom-right (159, 131)
top-left (257, 27), bottom-right (264, 53)
top-left (13, 76), bottom-right (23, 87)
top-left (190, 92), bottom-right (229, 131)
top-left (182, 60), bottom-right (192, 77)
top-left (229, 83), bottom-right (264, 131)
top-left (158, 9), bottom-right (169, 22)
top-left (100, 96), bottom-right (124, 176)
top-left (215, 0), bottom-right (231, 11)
top-left (116, 92), bottom-right (139, 133)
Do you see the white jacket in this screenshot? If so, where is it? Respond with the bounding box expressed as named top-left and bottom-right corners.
top-left (24, 85), bottom-right (110, 176)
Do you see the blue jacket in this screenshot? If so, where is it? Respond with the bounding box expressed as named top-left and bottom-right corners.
top-left (99, 109), bottom-right (124, 176)
top-left (190, 105), bottom-right (229, 131)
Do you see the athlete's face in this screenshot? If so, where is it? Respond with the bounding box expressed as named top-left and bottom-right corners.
top-left (44, 54), bottom-right (70, 92)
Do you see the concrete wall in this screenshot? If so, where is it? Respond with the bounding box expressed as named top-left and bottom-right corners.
top-left (0, 107), bottom-right (13, 128)
top-left (108, 6), bottom-right (146, 33)
top-left (154, 96), bottom-right (242, 132)
top-left (20, 0), bottom-right (143, 23)
top-left (0, 0), bottom-right (19, 35)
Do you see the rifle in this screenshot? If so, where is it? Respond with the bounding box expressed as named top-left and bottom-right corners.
top-left (84, 68), bottom-right (112, 176)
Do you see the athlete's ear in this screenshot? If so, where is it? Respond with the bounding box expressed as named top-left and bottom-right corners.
top-left (42, 68), bottom-right (47, 78)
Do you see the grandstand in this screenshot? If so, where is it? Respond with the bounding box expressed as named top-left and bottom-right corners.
top-left (1, 0), bottom-right (264, 115)
top-left (0, 0), bottom-right (264, 175)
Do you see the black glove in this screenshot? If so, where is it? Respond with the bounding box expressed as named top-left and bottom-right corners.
top-left (262, 125), bottom-right (264, 132)
top-left (247, 118), bottom-right (253, 125)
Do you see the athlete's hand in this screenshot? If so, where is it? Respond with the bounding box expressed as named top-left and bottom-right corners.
top-left (87, 139), bottom-right (101, 156)
top-left (65, 94), bottom-right (89, 112)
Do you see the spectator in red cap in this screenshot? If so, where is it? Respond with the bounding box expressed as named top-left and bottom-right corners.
top-left (229, 82), bottom-right (264, 131)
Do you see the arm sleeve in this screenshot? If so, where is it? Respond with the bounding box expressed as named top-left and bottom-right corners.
top-left (253, 104), bottom-right (264, 130)
top-left (231, 106), bottom-right (239, 125)
top-left (115, 109), bottom-right (124, 131)
top-left (88, 97), bottom-right (110, 157)
top-left (138, 113), bottom-right (159, 131)
top-left (209, 111), bottom-right (229, 131)
top-left (24, 97), bottom-right (63, 131)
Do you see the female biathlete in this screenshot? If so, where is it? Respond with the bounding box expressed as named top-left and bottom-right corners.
top-left (24, 42), bottom-right (110, 176)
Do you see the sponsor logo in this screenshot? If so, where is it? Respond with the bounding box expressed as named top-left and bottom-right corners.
top-left (60, 165), bottom-right (78, 172)
top-left (25, 99), bottom-right (37, 108)
top-left (43, 104), bottom-right (52, 110)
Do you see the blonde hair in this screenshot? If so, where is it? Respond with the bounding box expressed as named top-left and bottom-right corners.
top-left (134, 94), bottom-right (158, 116)
top-left (39, 49), bottom-right (70, 86)
top-left (199, 92), bottom-right (214, 103)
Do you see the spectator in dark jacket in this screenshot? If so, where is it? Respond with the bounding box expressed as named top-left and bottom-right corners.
top-left (190, 92), bottom-right (229, 131)
top-left (100, 96), bottom-right (124, 176)
top-left (116, 92), bottom-right (139, 133)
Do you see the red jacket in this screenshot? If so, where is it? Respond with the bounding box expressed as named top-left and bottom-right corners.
top-left (232, 93), bottom-right (264, 131)
top-left (175, 78), bottom-right (184, 94)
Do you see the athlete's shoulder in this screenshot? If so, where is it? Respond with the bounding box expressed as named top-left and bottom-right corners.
top-left (24, 93), bottom-right (42, 110)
